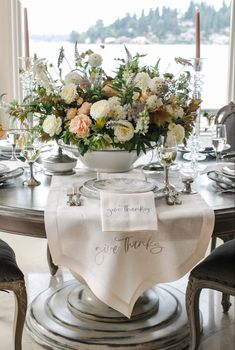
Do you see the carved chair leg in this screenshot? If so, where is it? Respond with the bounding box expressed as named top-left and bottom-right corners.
top-left (210, 236), bottom-right (216, 252)
top-left (47, 244), bottom-right (58, 276)
top-left (186, 277), bottom-right (202, 350)
top-left (12, 281), bottom-right (27, 350)
top-left (221, 293), bottom-right (232, 313)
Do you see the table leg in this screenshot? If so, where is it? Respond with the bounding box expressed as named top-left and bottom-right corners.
top-left (46, 244), bottom-right (58, 276)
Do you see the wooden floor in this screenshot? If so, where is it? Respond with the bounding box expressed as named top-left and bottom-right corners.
top-left (0, 232), bottom-right (234, 350)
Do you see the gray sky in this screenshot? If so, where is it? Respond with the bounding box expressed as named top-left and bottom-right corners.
top-left (21, 0), bottom-right (231, 35)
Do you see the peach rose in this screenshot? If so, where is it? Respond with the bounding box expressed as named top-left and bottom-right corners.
top-left (78, 102), bottom-right (92, 115)
top-left (69, 114), bottom-right (92, 138)
top-left (66, 108), bottom-right (78, 120)
top-left (0, 124), bottom-right (6, 138)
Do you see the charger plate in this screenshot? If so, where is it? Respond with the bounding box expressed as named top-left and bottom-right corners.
top-left (207, 170), bottom-right (235, 188)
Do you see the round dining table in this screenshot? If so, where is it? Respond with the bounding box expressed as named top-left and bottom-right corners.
top-left (0, 163), bottom-right (234, 350)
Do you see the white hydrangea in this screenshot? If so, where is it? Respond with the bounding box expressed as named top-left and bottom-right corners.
top-left (42, 115), bottom-right (62, 137)
top-left (150, 77), bottom-right (166, 94)
top-left (167, 123), bottom-right (185, 144)
top-left (60, 83), bottom-right (78, 104)
top-left (114, 120), bottom-right (135, 142)
top-left (146, 95), bottom-right (163, 111)
top-left (64, 72), bottom-right (83, 85)
top-left (90, 100), bottom-right (110, 119)
top-left (88, 53), bottom-right (103, 67)
top-left (134, 72), bottom-right (151, 90)
top-left (108, 96), bottom-right (121, 107)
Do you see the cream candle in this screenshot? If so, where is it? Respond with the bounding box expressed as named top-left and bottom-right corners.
top-left (24, 8), bottom-right (30, 59)
top-left (195, 8), bottom-right (200, 59)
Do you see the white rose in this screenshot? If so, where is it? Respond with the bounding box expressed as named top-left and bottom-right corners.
top-left (88, 53), bottom-right (103, 67)
top-left (90, 100), bottom-right (110, 119)
top-left (114, 120), bottom-right (134, 142)
top-left (42, 115), bottom-right (62, 137)
top-left (60, 83), bottom-right (77, 104)
top-left (134, 72), bottom-right (151, 90)
top-left (150, 77), bottom-right (166, 94)
top-left (64, 72), bottom-right (83, 85)
top-left (167, 123), bottom-right (185, 144)
top-left (146, 95), bottom-right (163, 111)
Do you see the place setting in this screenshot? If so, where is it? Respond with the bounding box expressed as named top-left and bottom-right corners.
top-left (0, 162), bottom-right (24, 186)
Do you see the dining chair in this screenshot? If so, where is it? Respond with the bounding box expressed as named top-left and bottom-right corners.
top-left (215, 101), bottom-right (235, 151)
top-left (0, 239), bottom-right (27, 350)
top-left (186, 239), bottom-right (235, 350)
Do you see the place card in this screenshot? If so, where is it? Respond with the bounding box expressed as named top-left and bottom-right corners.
top-left (100, 191), bottom-right (158, 232)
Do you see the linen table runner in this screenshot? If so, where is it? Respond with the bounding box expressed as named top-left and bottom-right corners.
top-left (45, 172), bottom-right (215, 318)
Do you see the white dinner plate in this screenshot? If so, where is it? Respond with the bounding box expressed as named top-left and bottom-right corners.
top-left (0, 163), bottom-right (9, 175)
top-left (222, 165), bottom-right (235, 179)
top-left (93, 178), bottom-right (156, 193)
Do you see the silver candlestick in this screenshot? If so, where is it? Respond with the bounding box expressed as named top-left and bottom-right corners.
top-left (192, 58), bottom-right (203, 136)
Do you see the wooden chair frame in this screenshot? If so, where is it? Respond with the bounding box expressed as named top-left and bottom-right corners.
top-left (186, 275), bottom-right (235, 350)
top-left (0, 280), bottom-right (27, 350)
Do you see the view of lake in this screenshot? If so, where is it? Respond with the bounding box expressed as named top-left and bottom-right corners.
top-left (31, 41), bottom-right (229, 111)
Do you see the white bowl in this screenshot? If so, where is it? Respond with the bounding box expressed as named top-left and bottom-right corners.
top-left (58, 142), bottom-right (141, 172)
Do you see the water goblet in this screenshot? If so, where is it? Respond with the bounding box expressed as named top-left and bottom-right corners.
top-left (158, 135), bottom-right (178, 196)
top-left (6, 131), bottom-right (21, 161)
top-left (20, 131), bottom-right (42, 186)
top-left (211, 124), bottom-right (227, 162)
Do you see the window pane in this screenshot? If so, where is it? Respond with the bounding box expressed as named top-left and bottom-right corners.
top-left (23, 0), bottom-right (231, 110)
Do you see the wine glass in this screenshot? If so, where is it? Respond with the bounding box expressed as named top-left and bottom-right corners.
top-left (19, 130), bottom-right (42, 186)
top-left (6, 131), bottom-right (21, 160)
top-left (211, 124), bottom-right (227, 162)
top-left (158, 135), bottom-right (177, 195)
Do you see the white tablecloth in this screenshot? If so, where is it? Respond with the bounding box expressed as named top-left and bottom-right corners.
top-left (45, 171), bottom-right (215, 317)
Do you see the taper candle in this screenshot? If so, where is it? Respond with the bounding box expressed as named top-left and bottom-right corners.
top-left (24, 8), bottom-right (30, 59)
top-left (195, 8), bottom-right (200, 59)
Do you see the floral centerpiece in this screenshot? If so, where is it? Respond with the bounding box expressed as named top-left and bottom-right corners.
top-left (3, 47), bottom-right (200, 160)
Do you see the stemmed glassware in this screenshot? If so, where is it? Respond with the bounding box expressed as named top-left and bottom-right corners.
top-left (211, 124), bottom-right (227, 162)
top-left (158, 135), bottom-right (178, 201)
top-left (6, 131), bottom-right (21, 161)
top-left (19, 130), bottom-right (42, 186)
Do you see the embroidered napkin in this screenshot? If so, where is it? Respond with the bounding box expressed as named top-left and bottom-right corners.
top-left (100, 191), bottom-right (158, 232)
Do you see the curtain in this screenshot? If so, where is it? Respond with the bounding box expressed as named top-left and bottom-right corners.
top-left (228, 0), bottom-right (235, 103)
top-left (0, 0), bottom-right (22, 126)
